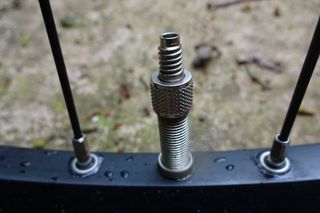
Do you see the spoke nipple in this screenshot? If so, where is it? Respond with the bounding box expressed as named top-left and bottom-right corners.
top-left (70, 134), bottom-right (102, 177)
top-left (258, 134), bottom-right (291, 175)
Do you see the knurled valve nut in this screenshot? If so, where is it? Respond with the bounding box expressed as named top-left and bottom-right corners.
top-left (150, 70), bottom-right (193, 119)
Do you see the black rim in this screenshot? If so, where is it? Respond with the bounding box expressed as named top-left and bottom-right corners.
top-left (1, 1), bottom-right (319, 212)
top-left (1, 144), bottom-right (320, 212)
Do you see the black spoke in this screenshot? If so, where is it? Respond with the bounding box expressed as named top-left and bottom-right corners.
top-left (279, 16), bottom-right (320, 141)
top-left (258, 16), bottom-right (320, 173)
top-left (38, 0), bottom-right (82, 139)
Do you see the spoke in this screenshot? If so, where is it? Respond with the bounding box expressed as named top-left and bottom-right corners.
top-left (38, 0), bottom-right (82, 139)
top-left (279, 16), bottom-right (320, 141)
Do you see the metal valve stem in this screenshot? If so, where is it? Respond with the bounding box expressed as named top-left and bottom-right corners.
top-left (150, 32), bottom-right (193, 180)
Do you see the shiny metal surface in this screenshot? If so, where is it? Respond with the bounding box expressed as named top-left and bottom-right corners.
top-left (150, 32), bottom-right (193, 179)
top-left (71, 134), bottom-right (102, 176)
top-left (258, 134), bottom-right (291, 175)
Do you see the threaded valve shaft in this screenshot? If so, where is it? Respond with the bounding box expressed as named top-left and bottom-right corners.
top-left (150, 32), bottom-right (193, 180)
top-left (158, 32), bottom-right (185, 82)
top-left (159, 117), bottom-right (190, 170)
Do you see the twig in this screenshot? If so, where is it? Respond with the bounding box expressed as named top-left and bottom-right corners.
top-left (208, 0), bottom-right (267, 9)
top-left (298, 107), bottom-right (316, 116)
top-left (236, 54), bottom-right (283, 73)
top-left (245, 66), bottom-right (270, 90)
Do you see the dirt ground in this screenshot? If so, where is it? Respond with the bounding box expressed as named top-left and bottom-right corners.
top-left (0, 0), bottom-right (319, 153)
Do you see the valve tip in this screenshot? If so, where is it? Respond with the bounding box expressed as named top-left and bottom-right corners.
top-left (160, 32), bottom-right (180, 47)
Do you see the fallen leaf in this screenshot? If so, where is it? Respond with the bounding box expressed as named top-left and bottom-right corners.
top-left (20, 33), bottom-right (30, 47)
top-left (113, 137), bottom-right (123, 145)
top-left (85, 111), bottom-right (99, 120)
top-left (192, 43), bottom-right (221, 70)
top-left (273, 6), bottom-right (281, 17)
top-left (61, 16), bottom-right (85, 28)
top-left (104, 111), bottom-right (111, 118)
top-left (32, 139), bottom-right (45, 149)
top-left (298, 107), bottom-right (317, 116)
top-left (119, 84), bottom-right (131, 99)
top-left (143, 107), bottom-right (151, 117)
top-left (241, 3), bottom-right (251, 12)
top-left (82, 127), bottom-right (99, 134)
top-left (117, 147), bottom-right (125, 153)
top-left (0, 76), bottom-right (11, 95)
top-left (125, 23), bottom-right (133, 30)
top-left (114, 122), bottom-right (122, 130)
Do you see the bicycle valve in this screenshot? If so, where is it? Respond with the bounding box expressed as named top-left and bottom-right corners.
top-left (150, 32), bottom-right (193, 180)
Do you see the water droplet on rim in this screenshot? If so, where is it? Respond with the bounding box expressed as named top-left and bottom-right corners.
top-left (20, 161), bottom-right (31, 167)
top-left (126, 156), bottom-right (134, 162)
top-left (44, 150), bottom-right (57, 156)
top-left (226, 164), bottom-right (234, 171)
top-left (214, 157), bottom-right (227, 163)
top-left (104, 171), bottom-right (113, 178)
top-left (50, 177), bottom-right (58, 181)
top-left (120, 170), bottom-right (129, 178)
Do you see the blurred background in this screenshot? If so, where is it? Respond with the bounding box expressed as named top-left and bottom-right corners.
top-left (0, 0), bottom-right (319, 153)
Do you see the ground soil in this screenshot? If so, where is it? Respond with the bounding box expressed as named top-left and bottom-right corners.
top-left (0, 0), bottom-right (319, 153)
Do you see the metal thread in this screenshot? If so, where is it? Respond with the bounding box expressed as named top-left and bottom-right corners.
top-left (158, 32), bottom-right (185, 82)
top-left (158, 117), bottom-right (190, 170)
top-left (151, 32), bottom-right (193, 178)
